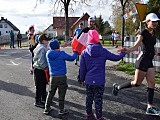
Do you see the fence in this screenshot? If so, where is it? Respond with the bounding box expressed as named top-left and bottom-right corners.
top-left (124, 36), bottom-right (160, 72)
top-left (0, 35), bottom-right (10, 44)
top-left (0, 34), bottom-right (27, 44)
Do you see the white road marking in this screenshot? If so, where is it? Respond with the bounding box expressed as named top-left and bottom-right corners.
top-left (6, 60), bottom-right (21, 66)
top-left (5, 54), bottom-right (30, 65)
top-left (0, 55), bottom-right (8, 56)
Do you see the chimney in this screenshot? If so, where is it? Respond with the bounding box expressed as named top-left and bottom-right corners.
top-left (1, 17), bottom-right (4, 20)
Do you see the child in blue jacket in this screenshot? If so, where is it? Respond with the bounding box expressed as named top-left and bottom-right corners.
top-left (80, 30), bottom-right (126, 120)
top-left (44, 39), bottom-right (78, 115)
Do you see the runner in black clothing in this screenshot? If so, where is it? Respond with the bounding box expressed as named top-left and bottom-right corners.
top-left (61, 17), bottom-right (96, 48)
top-left (112, 13), bottom-right (160, 115)
top-left (77, 17), bottom-right (96, 39)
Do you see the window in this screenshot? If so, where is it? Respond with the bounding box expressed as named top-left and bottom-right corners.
top-left (62, 31), bottom-right (65, 35)
top-left (4, 24), bottom-right (7, 28)
top-left (0, 24), bottom-right (3, 28)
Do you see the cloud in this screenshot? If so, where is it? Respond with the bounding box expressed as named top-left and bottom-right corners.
top-left (0, 0), bottom-right (112, 34)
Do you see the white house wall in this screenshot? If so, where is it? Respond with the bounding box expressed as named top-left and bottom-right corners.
top-left (45, 25), bottom-right (56, 38)
top-left (0, 20), bottom-right (13, 36)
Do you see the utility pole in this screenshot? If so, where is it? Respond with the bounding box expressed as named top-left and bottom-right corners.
top-left (120, 0), bottom-right (128, 47)
top-left (122, 3), bottom-right (125, 47)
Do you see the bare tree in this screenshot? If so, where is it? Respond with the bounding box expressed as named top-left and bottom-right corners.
top-left (35, 0), bottom-right (94, 41)
top-left (35, 0), bottom-right (110, 41)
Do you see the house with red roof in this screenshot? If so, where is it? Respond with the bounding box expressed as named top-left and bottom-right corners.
top-left (52, 12), bottom-right (90, 37)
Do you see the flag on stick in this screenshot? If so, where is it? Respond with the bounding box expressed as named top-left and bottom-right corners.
top-left (123, 10), bottom-right (137, 19)
top-left (72, 32), bottom-right (88, 55)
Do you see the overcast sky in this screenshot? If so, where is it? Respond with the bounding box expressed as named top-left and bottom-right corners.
top-left (0, 0), bottom-right (112, 34)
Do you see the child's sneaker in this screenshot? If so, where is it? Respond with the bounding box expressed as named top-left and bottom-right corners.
top-left (112, 83), bottom-right (119, 96)
top-left (43, 108), bottom-right (52, 115)
top-left (87, 113), bottom-right (96, 120)
top-left (34, 101), bottom-right (45, 108)
top-left (146, 107), bottom-right (160, 116)
top-left (58, 108), bottom-right (69, 115)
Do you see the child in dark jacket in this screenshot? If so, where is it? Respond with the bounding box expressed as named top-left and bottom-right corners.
top-left (80, 30), bottom-right (126, 120)
top-left (44, 39), bottom-right (78, 115)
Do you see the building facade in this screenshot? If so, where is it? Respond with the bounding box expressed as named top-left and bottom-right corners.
top-left (0, 17), bottom-right (19, 36)
top-left (52, 13), bottom-right (90, 37)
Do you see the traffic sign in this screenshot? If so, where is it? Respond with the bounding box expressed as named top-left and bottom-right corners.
top-left (135, 3), bottom-right (148, 22)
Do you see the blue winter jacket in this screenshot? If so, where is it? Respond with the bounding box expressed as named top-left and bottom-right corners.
top-left (80, 44), bottom-right (125, 86)
top-left (46, 50), bottom-right (78, 76)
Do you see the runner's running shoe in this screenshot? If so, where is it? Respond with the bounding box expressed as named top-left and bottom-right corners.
top-left (112, 83), bottom-right (119, 96)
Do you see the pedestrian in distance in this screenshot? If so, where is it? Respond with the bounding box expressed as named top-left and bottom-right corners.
top-left (43, 39), bottom-right (78, 115)
top-left (73, 22), bottom-right (84, 65)
top-left (112, 13), bottom-right (160, 116)
top-left (111, 30), bottom-right (115, 47)
top-left (74, 22), bottom-right (84, 37)
top-left (114, 31), bottom-right (120, 48)
top-left (33, 34), bottom-right (50, 108)
top-left (9, 30), bottom-right (15, 48)
top-left (80, 30), bottom-right (126, 120)
top-left (17, 31), bottom-right (22, 48)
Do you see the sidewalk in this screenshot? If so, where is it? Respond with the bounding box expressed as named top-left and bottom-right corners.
top-left (0, 39), bottom-right (28, 49)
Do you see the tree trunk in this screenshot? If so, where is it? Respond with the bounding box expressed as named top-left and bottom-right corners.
top-left (65, 5), bottom-right (69, 41)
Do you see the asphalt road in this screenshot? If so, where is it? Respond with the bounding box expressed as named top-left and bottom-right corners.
top-left (0, 44), bottom-right (160, 120)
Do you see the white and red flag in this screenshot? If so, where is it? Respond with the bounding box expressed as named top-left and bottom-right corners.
top-left (72, 32), bottom-right (88, 55)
